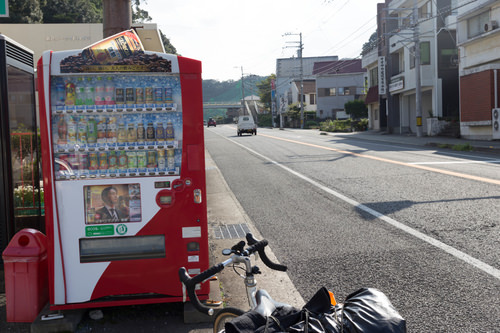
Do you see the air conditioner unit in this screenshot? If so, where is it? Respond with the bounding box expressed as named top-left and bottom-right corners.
top-left (493, 108), bottom-right (500, 139)
top-left (484, 20), bottom-right (499, 32)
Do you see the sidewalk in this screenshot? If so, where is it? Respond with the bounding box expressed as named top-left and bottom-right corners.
top-left (0, 150), bottom-right (303, 333)
top-left (329, 130), bottom-right (500, 154)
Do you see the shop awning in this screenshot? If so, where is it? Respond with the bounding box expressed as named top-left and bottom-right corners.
top-left (365, 86), bottom-right (379, 104)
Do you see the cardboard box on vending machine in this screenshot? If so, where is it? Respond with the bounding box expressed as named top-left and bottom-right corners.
top-left (37, 30), bottom-right (209, 310)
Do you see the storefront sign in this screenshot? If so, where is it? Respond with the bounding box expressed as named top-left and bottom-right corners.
top-left (0, 0), bottom-right (8, 17)
top-left (389, 79), bottom-right (404, 92)
top-left (378, 57), bottom-right (386, 95)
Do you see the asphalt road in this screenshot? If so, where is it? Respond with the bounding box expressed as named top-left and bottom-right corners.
top-left (205, 125), bottom-right (500, 332)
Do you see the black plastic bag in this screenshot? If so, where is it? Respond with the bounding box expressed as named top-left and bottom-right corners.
top-left (330, 287), bottom-right (406, 333)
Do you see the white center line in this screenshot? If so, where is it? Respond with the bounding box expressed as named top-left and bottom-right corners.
top-left (218, 133), bottom-right (500, 281)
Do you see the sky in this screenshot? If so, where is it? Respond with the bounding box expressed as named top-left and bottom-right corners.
top-left (142, 0), bottom-right (380, 82)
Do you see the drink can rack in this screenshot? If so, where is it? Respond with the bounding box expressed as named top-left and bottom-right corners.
top-left (51, 73), bottom-right (182, 181)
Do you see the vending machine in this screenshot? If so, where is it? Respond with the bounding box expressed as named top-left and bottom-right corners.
top-left (37, 31), bottom-right (209, 310)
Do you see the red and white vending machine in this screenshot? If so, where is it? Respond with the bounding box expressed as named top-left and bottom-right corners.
top-left (37, 31), bottom-right (209, 310)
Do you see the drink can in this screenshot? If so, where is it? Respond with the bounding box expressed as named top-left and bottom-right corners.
top-left (65, 82), bottom-right (76, 106)
top-left (127, 123), bottom-right (137, 143)
top-left (167, 148), bottom-right (175, 170)
top-left (127, 151), bottom-right (137, 169)
top-left (147, 150), bottom-right (157, 168)
top-left (166, 122), bottom-right (175, 140)
top-left (98, 151), bottom-right (108, 170)
top-left (157, 149), bottom-right (166, 169)
top-left (154, 87), bottom-right (163, 104)
top-left (137, 150), bottom-right (147, 168)
top-left (115, 87), bottom-right (125, 104)
top-left (108, 150), bottom-right (117, 170)
top-left (126, 87), bottom-right (135, 104)
top-left (97, 116), bottom-right (107, 144)
top-left (146, 122), bottom-right (155, 141)
top-left (156, 122), bottom-right (165, 140)
top-left (88, 152), bottom-right (99, 171)
top-left (81, 30), bottom-right (143, 65)
top-left (79, 152), bottom-right (89, 175)
top-left (87, 117), bottom-right (97, 144)
top-left (118, 150), bottom-right (128, 169)
top-left (135, 87), bottom-right (144, 104)
top-left (137, 123), bottom-right (145, 141)
top-left (145, 87), bottom-right (154, 103)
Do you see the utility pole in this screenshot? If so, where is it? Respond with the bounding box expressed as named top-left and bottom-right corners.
top-left (283, 32), bottom-right (304, 129)
top-left (103, 0), bottom-right (132, 38)
top-left (241, 66), bottom-right (246, 114)
top-left (413, 0), bottom-right (423, 137)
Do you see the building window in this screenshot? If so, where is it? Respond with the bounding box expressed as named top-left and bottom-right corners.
top-left (329, 88), bottom-right (336, 96)
top-left (468, 11), bottom-right (489, 38)
top-left (370, 67), bottom-right (378, 87)
top-left (318, 88), bottom-right (336, 97)
top-left (310, 94), bottom-right (316, 105)
top-left (418, 1), bottom-right (431, 19)
top-left (410, 41), bottom-right (431, 68)
top-left (344, 87), bottom-right (351, 95)
top-left (338, 87), bottom-right (344, 95)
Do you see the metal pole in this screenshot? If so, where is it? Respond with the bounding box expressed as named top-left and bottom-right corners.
top-left (299, 33), bottom-right (304, 129)
top-left (241, 66), bottom-right (246, 114)
top-left (414, 0), bottom-right (423, 137)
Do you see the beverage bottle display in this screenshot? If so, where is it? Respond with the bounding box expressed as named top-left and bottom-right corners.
top-left (154, 79), bottom-right (163, 105)
top-left (97, 116), bottom-right (107, 144)
top-left (77, 117), bottom-right (88, 144)
top-left (127, 123), bottom-right (137, 142)
top-left (145, 86), bottom-right (154, 104)
top-left (98, 151), bottom-right (108, 170)
top-left (118, 151), bottom-right (128, 170)
top-left (107, 116), bottom-right (118, 144)
top-left (85, 77), bottom-right (95, 106)
top-left (65, 81), bottom-right (76, 106)
top-left (164, 83), bottom-right (173, 102)
top-left (108, 150), bottom-right (117, 170)
top-left (57, 116), bottom-right (68, 144)
top-left (137, 122), bottom-right (145, 141)
top-left (87, 117), bottom-right (97, 144)
top-left (115, 80), bottom-right (125, 105)
top-left (137, 151), bottom-right (147, 169)
top-left (135, 86), bottom-right (144, 104)
top-left (157, 149), bottom-right (166, 169)
top-left (146, 122), bottom-right (155, 141)
top-left (126, 87), bottom-right (135, 105)
top-left (156, 122), bottom-right (165, 140)
top-left (104, 76), bottom-right (115, 105)
top-left (117, 123), bottom-right (127, 143)
top-left (75, 77), bottom-right (85, 106)
top-left (167, 148), bottom-right (175, 170)
top-left (67, 115), bottom-right (77, 144)
top-left (95, 76), bottom-right (105, 105)
top-left (147, 151), bottom-right (157, 168)
top-left (166, 121), bottom-right (175, 140)
top-left (54, 78), bottom-right (66, 106)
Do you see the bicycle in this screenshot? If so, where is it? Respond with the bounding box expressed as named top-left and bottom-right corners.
top-left (179, 232), bottom-right (290, 333)
top-left (179, 233), bottom-right (406, 333)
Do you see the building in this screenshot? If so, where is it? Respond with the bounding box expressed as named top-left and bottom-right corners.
top-left (375, 0), bottom-right (459, 135)
top-left (275, 56), bottom-right (337, 114)
top-left (456, 0), bottom-right (500, 140)
top-left (313, 59), bottom-right (367, 119)
top-left (362, 47), bottom-right (382, 130)
top-left (289, 79), bottom-right (317, 112)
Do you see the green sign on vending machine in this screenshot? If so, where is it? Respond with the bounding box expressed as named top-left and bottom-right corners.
top-left (0, 0), bottom-right (8, 17)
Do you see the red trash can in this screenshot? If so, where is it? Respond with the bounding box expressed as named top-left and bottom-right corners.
top-left (2, 228), bottom-right (49, 322)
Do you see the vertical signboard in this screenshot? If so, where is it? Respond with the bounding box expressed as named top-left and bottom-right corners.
top-left (378, 56), bottom-right (386, 96)
top-left (0, 0), bottom-right (8, 17)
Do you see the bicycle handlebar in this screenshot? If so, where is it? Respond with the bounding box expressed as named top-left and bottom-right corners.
top-left (178, 233), bottom-right (287, 315)
top-left (246, 233), bottom-right (287, 272)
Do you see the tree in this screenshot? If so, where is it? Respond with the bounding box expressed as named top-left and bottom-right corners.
top-left (159, 30), bottom-right (177, 55)
top-left (344, 100), bottom-right (368, 119)
top-left (0, 0), bottom-right (43, 23)
top-left (256, 74), bottom-right (276, 111)
top-left (361, 31), bottom-right (378, 56)
top-left (41, 0), bottom-right (102, 23)
top-left (132, 0), bottom-right (152, 23)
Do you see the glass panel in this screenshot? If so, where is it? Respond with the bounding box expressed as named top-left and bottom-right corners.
top-left (50, 73), bottom-right (182, 180)
top-left (8, 66), bottom-right (41, 219)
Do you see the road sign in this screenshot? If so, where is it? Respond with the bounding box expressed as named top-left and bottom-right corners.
top-left (0, 0), bottom-right (8, 17)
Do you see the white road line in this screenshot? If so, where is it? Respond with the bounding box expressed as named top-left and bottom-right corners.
top-left (409, 160), bottom-right (500, 165)
top-left (217, 133), bottom-right (500, 281)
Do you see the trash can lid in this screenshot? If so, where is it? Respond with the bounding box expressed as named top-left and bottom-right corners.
top-left (2, 228), bottom-right (48, 259)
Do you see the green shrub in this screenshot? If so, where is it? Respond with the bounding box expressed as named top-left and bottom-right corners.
top-left (305, 121), bottom-right (319, 129)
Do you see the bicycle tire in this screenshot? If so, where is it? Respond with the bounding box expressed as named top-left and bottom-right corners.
top-left (213, 307), bottom-right (245, 333)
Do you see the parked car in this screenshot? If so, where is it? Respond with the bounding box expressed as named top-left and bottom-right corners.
top-left (207, 118), bottom-right (216, 127)
top-left (237, 115), bottom-right (256, 136)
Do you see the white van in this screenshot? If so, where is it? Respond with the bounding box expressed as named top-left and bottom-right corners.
top-left (237, 115), bottom-right (257, 136)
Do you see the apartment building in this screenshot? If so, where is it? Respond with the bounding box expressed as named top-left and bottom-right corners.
top-left (457, 0), bottom-right (500, 140)
top-left (365, 0), bottom-right (459, 134)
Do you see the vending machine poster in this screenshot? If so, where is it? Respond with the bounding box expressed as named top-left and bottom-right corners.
top-left (84, 184), bottom-right (141, 224)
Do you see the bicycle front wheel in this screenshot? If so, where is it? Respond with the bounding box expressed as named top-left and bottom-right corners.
top-left (213, 307), bottom-right (245, 333)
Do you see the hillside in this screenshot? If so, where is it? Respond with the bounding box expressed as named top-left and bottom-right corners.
top-left (203, 75), bottom-right (266, 102)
